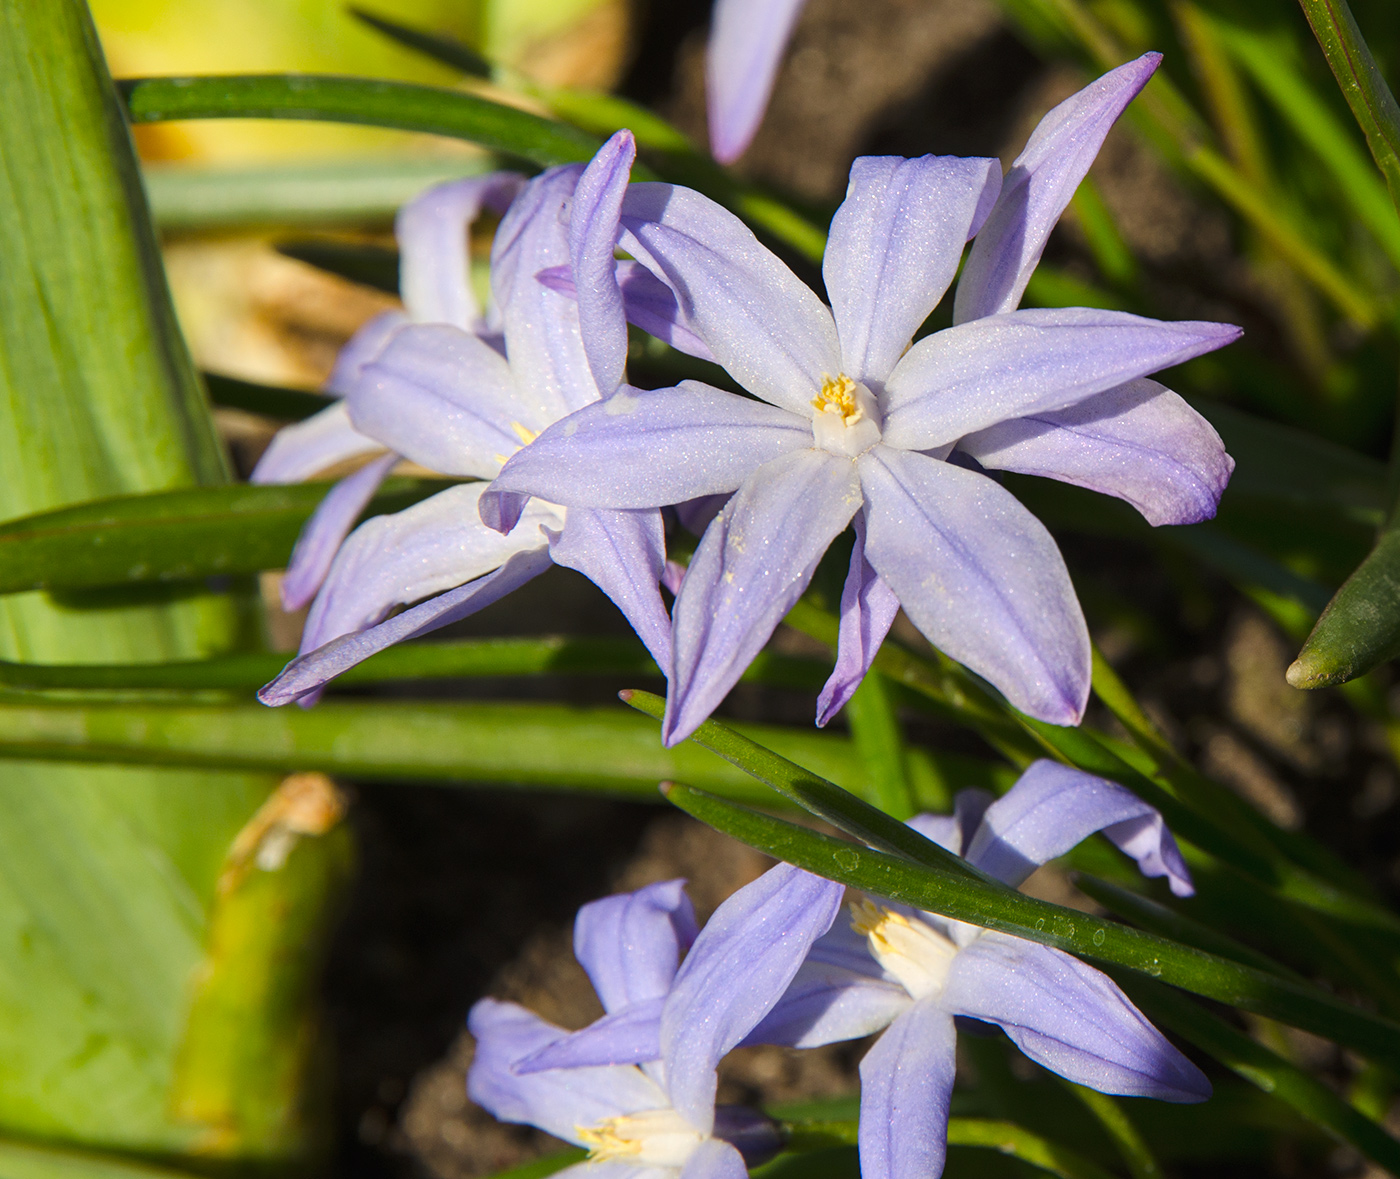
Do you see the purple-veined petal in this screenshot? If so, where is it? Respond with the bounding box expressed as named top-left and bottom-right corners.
top-left (662, 560), bottom-right (687, 596)
top-left (570, 131), bottom-right (635, 395)
top-left (825, 154), bottom-right (1002, 383)
top-left (706, 0), bottom-right (806, 164)
top-left (906, 789), bottom-right (995, 858)
top-left (516, 997), bottom-right (665, 1073)
top-left (347, 322), bottom-right (527, 479)
top-left (675, 493), bottom-right (730, 537)
top-left (959, 379), bottom-right (1234, 526)
top-left (280, 451), bottom-right (399, 611)
top-left (712, 1107), bottom-right (784, 1167)
top-left (397, 172), bottom-right (526, 328)
top-left (324, 310), bottom-right (408, 395)
top-left (250, 400), bottom-right (386, 485)
top-left (680, 1137), bottom-right (748, 1179)
top-left (882, 308), bottom-right (1242, 452)
top-left (492, 164), bottom-right (601, 417)
top-left (954, 54), bottom-right (1161, 324)
top-left (466, 998), bottom-right (668, 1144)
top-left (481, 381), bottom-right (809, 530)
top-left (857, 446), bottom-right (1089, 725)
top-left (661, 864), bottom-right (844, 1132)
top-left (550, 507), bottom-right (672, 670)
top-left (964, 759), bottom-right (1193, 895)
top-left (619, 183), bottom-right (840, 415)
top-left (575, 879), bottom-right (698, 1013)
top-left (857, 996), bottom-right (957, 1179)
top-left (942, 932), bottom-right (1210, 1101)
top-left (745, 954), bottom-right (907, 1048)
top-left (815, 513), bottom-right (900, 726)
top-left (538, 261), bottom-right (716, 361)
top-left (665, 448), bottom-right (861, 745)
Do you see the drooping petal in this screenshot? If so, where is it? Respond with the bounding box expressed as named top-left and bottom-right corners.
top-left (815, 514), bottom-right (901, 727)
top-left (346, 323), bottom-right (526, 480)
top-left (661, 863), bottom-right (844, 1132)
top-left (954, 54), bottom-right (1161, 323)
top-left (705, 0), bottom-right (807, 164)
top-left (570, 131), bottom-right (636, 395)
top-left (857, 446), bottom-right (1089, 726)
top-left (882, 308), bottom-right (1242, 452)
top-left (824, 154), bottom-right (1002, 383)
top-left (466, 998), bottom-right (668, 1145)
top-left (550, 507), bottom-right (672, 671)
top-left (516, 997), bottom-right (665, 1073)
top-left (537, 261), bottom-right (716, 361)
top-left (958, 379), bottom-right (1234, 526)
top-left (481, 382), bottom-right (809, 530)
top-left (280, 451), bottom-right (399, 611)
top-left (964, 760), bottom-right (1194, 895)
top-left (680, 1137), bottom-right (748, 1179)
top-left (396, 172), bottom-right (526, 328)
top-left (941, 932), bottom-right (1210, 1101)
top-left (249, 400), bottom-right (386, 485)
top-left (619, 183), bottom-right (840, 416)
top-left (665, 448), bottom-right (862, 745)
top-left (857, 996), bottom-right (958, 1179)
top-left (575, 879), bottom-right (698, 1012)
top-left (324, 310), bottom-right (408, 395)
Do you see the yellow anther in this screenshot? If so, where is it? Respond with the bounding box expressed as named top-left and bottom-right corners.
top-left (511, 421), bottom-right (539, 445)
top-left (576, 1111), bottom-right (706, 1166)
top-left (812, 373), bottom-right (862, 424)
top-left (849, 897), bottom-right (957, 1000)
top-left (577, 1120), bottom-right (643, 1161)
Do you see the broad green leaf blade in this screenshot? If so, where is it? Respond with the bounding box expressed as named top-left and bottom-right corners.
top-left (659, 782), bottom-right (1400, 1061)
top-left (0, 479), bottom-right (449, 594)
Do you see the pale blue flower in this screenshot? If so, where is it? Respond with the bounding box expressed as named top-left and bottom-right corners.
top-left (706, 0), bottom-right (808, 164)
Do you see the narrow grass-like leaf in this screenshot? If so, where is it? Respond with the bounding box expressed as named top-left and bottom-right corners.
top-left (275, 239), bottom-right (399, 294)
top-left (348, 6), bottom-right (492, 77)
top-left (1059, 1085), bottom-right (1158, 1179)
top-left (660, 782), bottom-right (1400, 1060)
top-left (0, 1138), bottom-right (207, 1179)
top-left (843, 671), bottom-right (916, 819)
top-left (476, 1151), bottom-right (586, 1179)
top-left (203, 372), bottom-right (332, 422)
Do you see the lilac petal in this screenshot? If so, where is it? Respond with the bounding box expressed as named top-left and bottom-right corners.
top-left (959, 379), bottom-right (1235, 526)
top-left (857, 446), bottom-right (1089, 725)
top-left (574, 879), bottom-right (698, 1012)
top-left (815, 513), bottom-right (900, 727)
top-left (281, 451), bottom-right (399, 611)
top-left (661, 863), bottom-right (844, 1131)
top-left (675, 494), bottom-right (729, 537)
top-left (481, 381), bottom-right (809, 528)
top-left (619, 183), bottom-right (840, 415)
top-left (570, 130), bottom-right (636, 395)
top-left (954, 54), bottom-right (1161, 323)
top-left (249, 400), bottom-right (385, 485)
top-left (537, 262), bottom-right (716, 361)
top-left (965, 759), bottom-right (1193, 895)
top-left (550, 507), bottom-right (672, 671)
top-left (492, 164), bottom-right (601, 417)
top-left (882, 308), bottom-right (1243, 452)
top-left (466, 998), bottom-right (667, 1144)
top-left (516, 997), bottom-right (664, 1073)
top-left (705, 0), bottom-right (807, 164)
top-left (324, 310), bottom-right (408, 395)
top-left (745, 953), bottom-right (907, 1048)
top-left (942, 932), bottom-right (1211, 1101)
top-left (825, 154), bottom-right (1002, 383)
top-left (396, 172), bottom-right (526, 328)
top-left (680, 1137), bottom-right (748, 1179)
top-left (857, 996), bottom-right (958, 1179)
top-left (346, 323), bottom-right (526, 480)
top-left (906, 788), bottom-right (996, 858)
top-left (664, 448), bottom-right (861, 745)
top-left (662, 560), bottom-right (687, 596)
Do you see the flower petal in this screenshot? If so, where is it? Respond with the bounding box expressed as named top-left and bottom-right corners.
top-left (705, 0), bottom-right (807, 164)
top-left (249, 400), bottom-right (385, 485)
top-left (570, 131), bottom-right (636, 395)
top-left (857, 446), bottom-right (1089, 725)
top-left (280, 451), bottom-right (399, 611)
top-left (954, 54), bottom-right (1161, 323)
top-left (942, 932), bottom-right (1210, 1101)
top-left (550, 507), bottom-right (672, 670)
top-left (825, 154), bottom-right (1001, 383)
top-left (516, 997), bottom-right (665, 1073)
top-left (680, 1137), bottom-right (748, 1179)
top-left (815, 514), bottom-right (901, 727)
top-left (575, 879), bottom-right (698, 1012)
top-left (882, 308), bottom-right (1242, 452)
top-left (857, 996), bottom-right (957, 1179)
top-left (537, 262), bottom-right (716, 362)
top-left (619, 183), bottom-right (840, 415)
top-left (665, 448), bottom-right (861, 745)
top-left (466, 998), bottom-right (667, 1144)
top-left (397, 172), bottom-right (526, 328)
top-left (745, 955), bottom-right (907, 1048)
top-left (906, 789), bottom-right (995, 858)
top-left (661, 864), bottom-right (844, 1132)
top-left (324, 310), bottom-right (408, 395)
top-left (959, 379), bottom-right (1234, 526)
top-left (482, 382), bottom-right (809, 527)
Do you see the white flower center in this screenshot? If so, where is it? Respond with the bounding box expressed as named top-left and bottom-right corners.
top-left (850, 898), bottom-right (958, 1000)
top-left (810, 373), bottom-right (882, 457)
top-left (576, 1109), bottom-right (707, 1168)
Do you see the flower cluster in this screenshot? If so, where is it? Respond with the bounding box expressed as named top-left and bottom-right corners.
top-left (469, 764), bottom-right (1209, 1179)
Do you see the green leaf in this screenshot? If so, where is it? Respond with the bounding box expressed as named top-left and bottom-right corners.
top-left (348, 5), bottom-right (492, 77)
top-left (843, 671), bottom-right (916, 820)
top-left (275, 239), bottom-right (399, 294)
top-left (0, 479), bottom-right (450, 594)
top-left (202, 372), bottom-right (332, 422)
top-left (0, 1138), bottom-right (206, 1179)
top-left (1058, 1085), bottom-right (1158, 1179)
top-left (659, 782), bottom-right (1400, 1061)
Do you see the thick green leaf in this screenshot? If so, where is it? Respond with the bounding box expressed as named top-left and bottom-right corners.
top-left (660, 782), bottom-right (1400, 1061)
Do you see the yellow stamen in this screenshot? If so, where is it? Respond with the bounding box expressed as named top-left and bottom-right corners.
top-left (850, 898), bottom-right (958, 999)
top-left (577, 1120), bottom-right (643, 1161)
top-left (811, 373), bottom-right (863, 424)
top-left (512, 421), bottom-right (539, 445)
